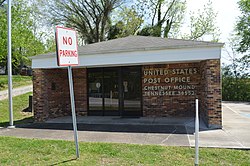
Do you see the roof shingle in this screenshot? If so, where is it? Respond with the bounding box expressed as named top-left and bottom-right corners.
top-left (32, 35), bottom-right (224, 59)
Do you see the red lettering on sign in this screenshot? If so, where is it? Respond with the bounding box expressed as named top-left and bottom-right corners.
top-left (62, 37), bottom-right (73, 45)
top-left (63, 37), bottom-right (67, 45)
top-left (59, 49), bottom-right (78, 57)
top-left (68, 37), bottom-right (72, 45)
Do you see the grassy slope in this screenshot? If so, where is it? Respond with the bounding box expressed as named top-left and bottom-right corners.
top-left (0, 92), bottom-right (33, 127)
top-left (0, 75), bottom-right (32, 90)
top-left (0, 137), bottom-right (249, 165)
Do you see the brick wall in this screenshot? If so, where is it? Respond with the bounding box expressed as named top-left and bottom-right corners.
top-left (142, 63), bottom-right (201, 118)
top-left (33, 68), bottom-right (87, 122)
top-left (200, 60), bottom-right (222, 128)
top-left (142, 60), bottom-right (222, 128)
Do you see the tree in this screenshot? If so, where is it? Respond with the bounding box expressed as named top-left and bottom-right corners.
top-left (235, 0), bottom-right (250, 53)
top-left (40, 0), bottom-right (123, 44)
top-left (222, 0), bottom-right (250, 101)
top-left (0, 0), bottom-right (46, 74)
top-left (136, 0), bottom-right (186, 37)
top-left (108, 7), bottom-right (144, 39)
top-left (183, 0), bottom-right (220, 41)
top-left (0, 0), bottom-right (5, 6)
top-left (222, 55), bottom-right (250, 101)
top-left (222, 38), bottom-right (250, 101)
top-left (135, 0), bottom-right (219, 40)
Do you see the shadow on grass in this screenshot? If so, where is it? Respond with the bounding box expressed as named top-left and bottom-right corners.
top-left (49, 158), bottom-right (77, 166)
top-left (0, 117), bottom-right (33, 128)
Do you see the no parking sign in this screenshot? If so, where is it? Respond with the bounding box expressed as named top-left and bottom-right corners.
top-left (55, 26), bottom-right (79, 66)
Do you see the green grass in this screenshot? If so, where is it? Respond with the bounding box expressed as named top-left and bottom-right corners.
top-left (0, 137), bottom-right (249, 165)
top-left (0, 75), bottom-right (32, 91)
top-left (0, 92), bottom-right (33, 127)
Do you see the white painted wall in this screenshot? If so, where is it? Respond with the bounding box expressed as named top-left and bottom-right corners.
top-left (32, 47), bottom-right (221, 69)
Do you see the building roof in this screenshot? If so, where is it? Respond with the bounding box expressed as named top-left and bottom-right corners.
top-left (32, 36), bottom-right (224, 59)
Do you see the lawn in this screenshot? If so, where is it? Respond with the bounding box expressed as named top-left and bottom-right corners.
top-left (0, 92), bottom-right (33, 127)
top-left (0, 75), bottom-right (32, 90)
top-left (0, 137), bottom-right (249, 165)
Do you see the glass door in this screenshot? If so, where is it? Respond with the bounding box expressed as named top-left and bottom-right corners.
top-left (88, 67), bottom-right (142, 116)
top-left (122, 67), bottom-right (142, 117)
top-left (88, 69), bottom-right (103, 115)
top-left (88, 68), bottom-right (120, 116)
top-left (103, 68), bottom-right (119, 115)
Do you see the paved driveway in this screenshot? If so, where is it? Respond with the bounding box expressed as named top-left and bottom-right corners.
top-left (0, 102), bottom-right (250, 149)
top-left (222, 102), bottom-right (250, 147)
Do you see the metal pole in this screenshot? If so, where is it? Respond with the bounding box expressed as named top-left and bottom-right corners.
top-left (195, 99), bottom-right (199, 166)
top-left (68, 66), bottom-right (80, 158)
top-left (7, 0), bottom-right (14, 128)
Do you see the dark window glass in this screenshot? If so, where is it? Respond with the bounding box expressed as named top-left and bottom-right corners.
top-left (103, 69), bottom-right (119, 111)
top-left (122, 67), bottom-right (141, 114)
top-left (88, 70), bottom-right (103, 111)
top-left (88, 66), bottom-right (141, 116)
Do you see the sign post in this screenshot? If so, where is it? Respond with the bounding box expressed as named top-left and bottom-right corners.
top-left (55, 26), bottom-right (79, 158)
top-left (67, 65), bottom-right (79, 158)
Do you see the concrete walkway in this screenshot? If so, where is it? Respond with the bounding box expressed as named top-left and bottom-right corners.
top-left (0, 85), bottom-right (32, 100)
top-left (0, 102), bottom-right (250, 149)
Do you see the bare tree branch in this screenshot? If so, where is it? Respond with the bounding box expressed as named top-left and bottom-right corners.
top-left (43, 0), bottom-right (122, 43)
top-left (0, 0), bottom-right (5, 6)
top-left (161, 0), bottom-right (176, 24)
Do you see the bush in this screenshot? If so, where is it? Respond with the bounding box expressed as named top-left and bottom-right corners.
top-left (222, 77), bottom-right (250, 101)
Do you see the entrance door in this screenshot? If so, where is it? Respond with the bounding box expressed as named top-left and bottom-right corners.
top-left (103, 68), bottom-right (119, 115)
top-left (88, 69), bottom-right (103, 115)
top-left (87, 67), bottom-right (141, 116)
top-left (121, 67), bottom-right (142, 117)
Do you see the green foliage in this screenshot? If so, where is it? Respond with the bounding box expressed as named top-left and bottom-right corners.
top-left (136, 0), bottom-right (186, 38)
top-left (222, 76), bottom-right (250, 101)
top-left (108, 7), bottom-right (143, 39)
top-left (222, 55), bottom-right (250, 101)
top-left (182, 0), bottom-right (220, 41)
top-left (222, 0), bottom-right (250, 101)
top-left (135, 0), bottom-right (218, 40)
top-left (138, 25), bottom-right (160, 36)
top-left (0, 0), bottom-right (47, 74)
top-left (44, 37), bottom-right (56, 53)
top-left (235, 0), bottom-right (250, 53)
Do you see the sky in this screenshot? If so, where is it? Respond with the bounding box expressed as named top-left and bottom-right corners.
top-left (185, 0), bottom-right (241, 63)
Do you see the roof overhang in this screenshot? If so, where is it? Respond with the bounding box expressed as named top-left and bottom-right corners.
top-left (31, 46), bottom-right (222, 69)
